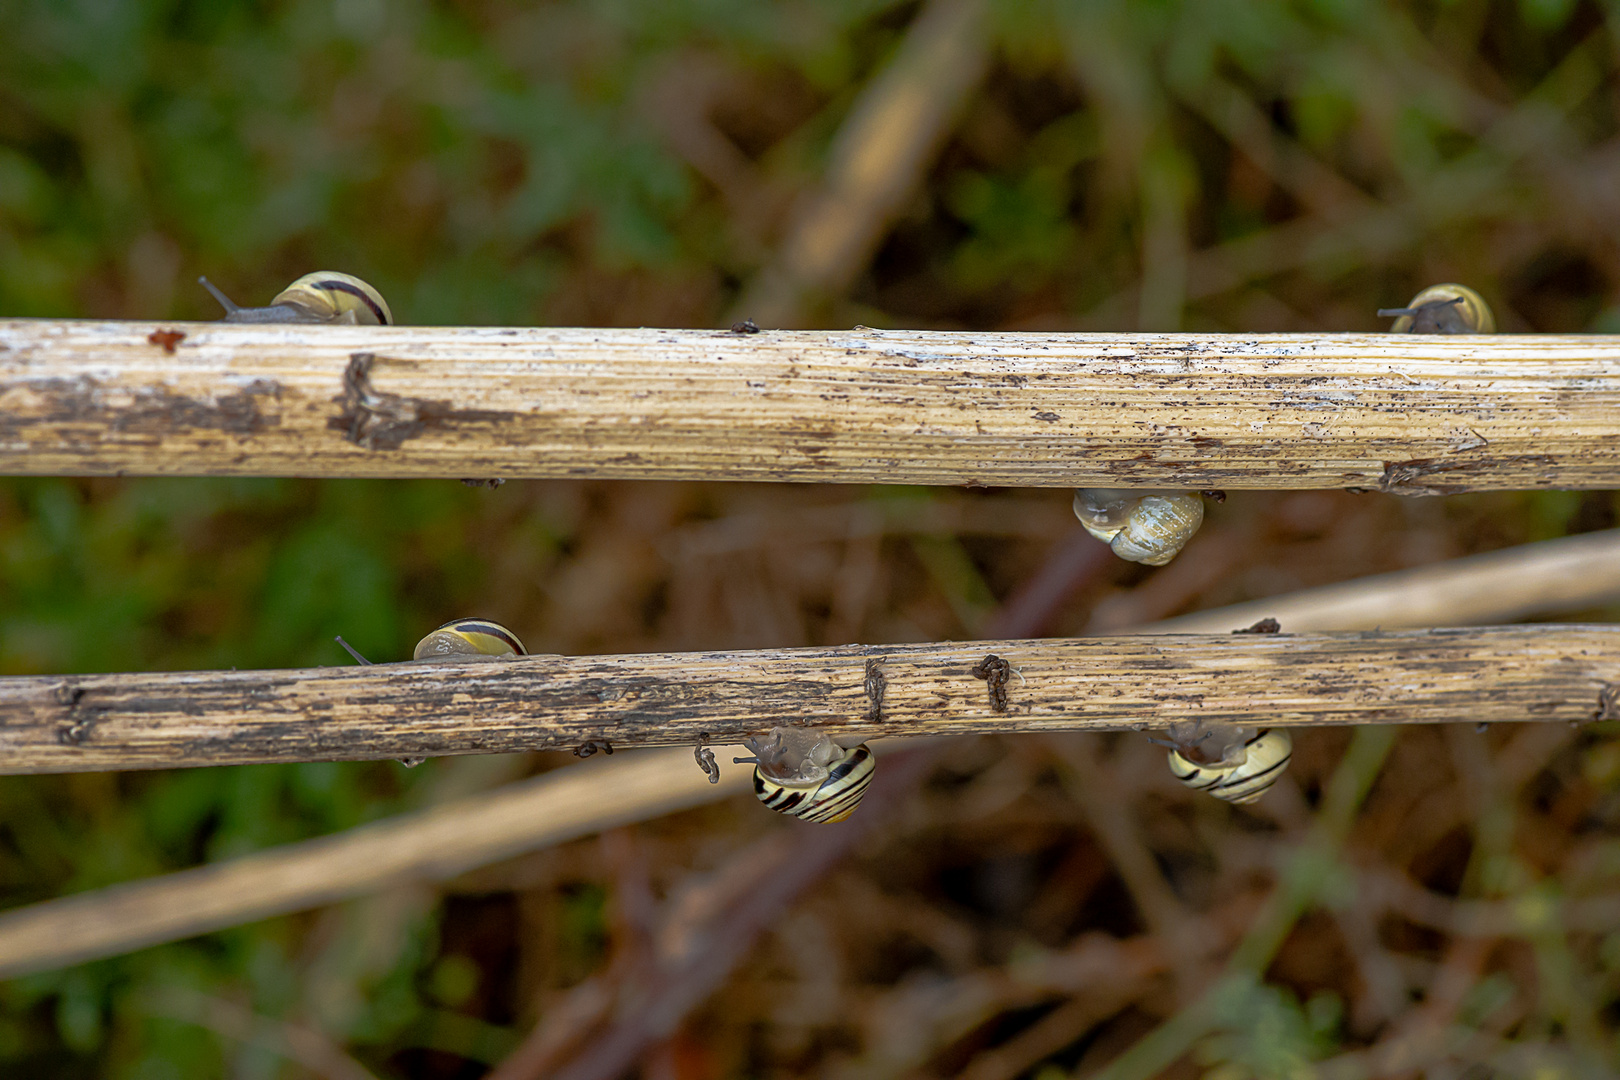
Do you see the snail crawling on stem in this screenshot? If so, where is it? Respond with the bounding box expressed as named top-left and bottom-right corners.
top-left (1073, 489), bottom-right (1205, 566)
top-left (734, 727), bottom-right (875, 823)
top-left (1150, 720), bottom-right (1292, 804)
top-left (200, 271), bottom-right (393, 325)
top-left (336, 618), bottom-right (526, 767)
top-left (1378, 283), bottom-right (1495, 334)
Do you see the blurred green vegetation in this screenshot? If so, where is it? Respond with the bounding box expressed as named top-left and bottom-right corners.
top-left (4, 0), bottom-right (1620, 1076)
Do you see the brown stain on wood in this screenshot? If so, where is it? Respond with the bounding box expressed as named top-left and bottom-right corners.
top-left (146, 329), bottom-right (186, 354)
top-left (0, 375), bottom-right (282, 442)
top-left (330, 352), bottom-right (518, 451)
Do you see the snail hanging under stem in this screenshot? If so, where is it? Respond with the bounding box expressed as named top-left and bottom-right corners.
top-left (734, 727), bottom-right (875, 823)
top-left (336, 617), bottom-right (526, 767)
top-left (1378, 283), bottom-right (1495, 335)
top-left (201, 271), bottom-right (394, 325)
top-left (1149, 721), bottom-right (1292, 804)
top-left (1073, 489), bottom-right (1205, 566)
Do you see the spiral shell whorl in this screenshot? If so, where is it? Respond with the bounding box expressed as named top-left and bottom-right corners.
top-left (412, 618), bottom-right (526, 660)
top-left (273, 271), bottom-right (394, 325)
top-left (1073, 489), bottom-right (1204, 566)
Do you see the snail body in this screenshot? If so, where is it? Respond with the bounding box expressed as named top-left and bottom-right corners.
top-left (736, 727), bottom-right (875, 823)
top-left (1073, 489), bottom-right (1204, 566)
top-left (1159, 721), bottom-right (1292, 804)
top-left (201, 271), bottom-right (393, 325)
top-left (1378, 283), bottom-right (1494, 334)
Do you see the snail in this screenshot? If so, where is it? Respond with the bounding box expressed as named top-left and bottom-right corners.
top-left (200, 271), bottom-right (393, 325)
top-left (335, 617), bottom-right (525, 767)
top-left (734, 727), bottom-right (875, 823)
top-left (1152, 721), bottom-right (1292, 804)
top-left (1378, 283), bottom-right (1495, 335)
top-left (1073, 489), bottom-right (1205, 566)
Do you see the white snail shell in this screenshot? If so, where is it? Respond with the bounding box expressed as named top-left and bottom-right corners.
top-left (1162, 722), bottom-right (1292, 804)
top-left (740, 727), bottom-right (875, 823)
top-left (1073, 489), bottom-right (1204, 566)
top-left (1378, 283), bottom-right (1495, 335)
top-left (413, 618), bottom-right (526, 660)
top-left (202, 271), bottom-right (394, 325)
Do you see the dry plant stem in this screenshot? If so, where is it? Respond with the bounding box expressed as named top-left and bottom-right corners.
top-left (6, 323), bottom-right (1620, 490)
top-left (1147, 528), bottom-right (1620, 634)
top-left (4, 627), bottom-right (1613, 773)
top-left (729, 0), bottom-right (990, 327)
top-left (0, 532), bottom-right (1609, 982)
top-left (0, 746), bottom-right (750, 978)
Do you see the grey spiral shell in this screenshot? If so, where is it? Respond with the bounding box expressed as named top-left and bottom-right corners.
top-left (1073, 489), bottom-right (1205, 566)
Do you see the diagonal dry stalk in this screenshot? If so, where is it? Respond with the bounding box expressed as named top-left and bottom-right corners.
top-left (0, 748), bottom-right (751, 979)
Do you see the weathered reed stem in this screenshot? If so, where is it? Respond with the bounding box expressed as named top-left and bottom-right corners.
top-left (4, 626), bottom-right (1615, 774)
top-left (0, 533), bottom-right (1610, 979)
top-left (4, 321), bottom-right (1618, 490)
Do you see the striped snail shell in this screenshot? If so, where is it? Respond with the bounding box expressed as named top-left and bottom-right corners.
top-left (1378, 283), bottom-right (1495, 335)
top-left (1073, 489), bottom-right (1204, 566)
top-left (413, 617), bottom-right (526, 660)
top-left (735, 727), bottom-right (875, 823)
top-left (1160, 721), bottom-right (1292, 805)
top-left (200, 271), bottom-right (394, 325)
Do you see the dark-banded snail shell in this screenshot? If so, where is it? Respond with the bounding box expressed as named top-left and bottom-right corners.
top-left (201, 271), bottom-right (393, 325)
top-left (735, 727), bottom-right (875, 823)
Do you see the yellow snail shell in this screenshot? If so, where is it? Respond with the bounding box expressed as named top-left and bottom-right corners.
top-left (1073, 489), bottom-right (1204, 566)
top-left (201, 271), bottom-right (394, 325)
top-left (1160, 721), bottom-right (1292, 804)
top-left (1378, 283), bottom-right (1495, 335)
top-left (735, 727), bottom-right (875, 823)
top-left (413, 618), bottom-right (526, 660)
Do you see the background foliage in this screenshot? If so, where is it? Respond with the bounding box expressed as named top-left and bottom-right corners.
top-left (3, 0), bottom-right (1620, 1077)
